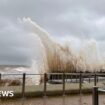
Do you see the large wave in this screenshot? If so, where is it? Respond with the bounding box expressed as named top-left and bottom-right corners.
top-left (21, 18), bottom-right (105, 73)
top-left (1, 17), bottom-right (105, 85)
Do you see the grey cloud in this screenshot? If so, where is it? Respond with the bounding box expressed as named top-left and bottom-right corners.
top-left (0, 0), bottom-right (105, 65)
top-left (0, 18), bottom-right (34, 66)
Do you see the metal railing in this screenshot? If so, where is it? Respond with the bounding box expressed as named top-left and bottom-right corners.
top-left (0, 72), bottom-right (105, 98)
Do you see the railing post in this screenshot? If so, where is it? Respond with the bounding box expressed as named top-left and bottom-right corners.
top-left (0, 73), bottom-right (1, 80)
top-left (44, 73), bottom-right (47, 96)
top-left (71, 75), bottom-right (72, 83)
top-left (79, 73), bottom-right (82, 94)
top-left (94, 73), bottom-right (97, 86)
top-left (97, 75), bottom-right (98, 83)
top-left (92, 86), bottom-right (98, 105)
top-left (22, 73), bottom-right (26, 98)
top-left (76, 74), bottom-right (78, 83)
top-left (89, 75), bottom-right (91, 83)
top-left (62, 73), bottom-right (65, 96)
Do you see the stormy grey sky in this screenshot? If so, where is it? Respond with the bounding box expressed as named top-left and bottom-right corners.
top-left (0, 0), bottom-right (105, 65)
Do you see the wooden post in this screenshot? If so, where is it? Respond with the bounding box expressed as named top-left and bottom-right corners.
top-left (22, 73), bottom-right (26, 98)
top-left (94, 73), bottom-right (97, 86)
top-left (62, 73), bottom-right (65, 96)
top-left (89, 75), bottom-right (91, 83)
top-left (79, 73), bottom-right (82, 94)
top-left (92, 86), bottom-right (98, 105)
top-left (76, 74), bottom-right (78, 83)
top-left (0, 73), bottom-right (1, 80)
top-left (71, 75), bottom-right (72, 83)
top-left (97, 75), bottom-right (98, 83)
top-left (44, 73), bottom-right (47, 96)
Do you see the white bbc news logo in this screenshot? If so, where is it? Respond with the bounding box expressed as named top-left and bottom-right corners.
top-left (0, 91), bottom-right (14, 97)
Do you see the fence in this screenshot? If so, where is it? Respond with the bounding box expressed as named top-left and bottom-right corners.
top-left (0, 72), bottom-right (105, 98)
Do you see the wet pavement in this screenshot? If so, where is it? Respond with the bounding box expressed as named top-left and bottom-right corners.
top-left (0, 94), bottom-right (105, 105)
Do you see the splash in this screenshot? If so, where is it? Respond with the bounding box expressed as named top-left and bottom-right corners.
top-left (21, 18), bottom-right (105, 73)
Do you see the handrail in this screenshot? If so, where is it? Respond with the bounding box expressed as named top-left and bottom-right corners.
top-left (0, 72), bottom-right (105, 98)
